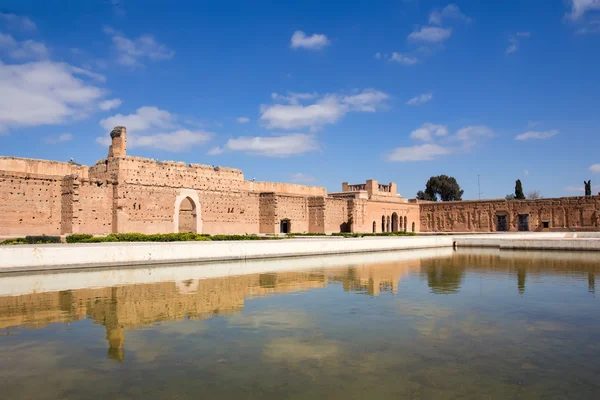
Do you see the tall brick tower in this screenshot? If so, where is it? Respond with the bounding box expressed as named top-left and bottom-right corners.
top-left (108, 126), bottom-right (127, 158)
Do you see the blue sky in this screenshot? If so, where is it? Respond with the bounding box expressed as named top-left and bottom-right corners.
top-left (1, 0), bottom-right (599, 199)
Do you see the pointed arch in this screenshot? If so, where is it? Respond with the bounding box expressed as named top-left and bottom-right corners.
top-left (174, 189), bottom-right (202, 233)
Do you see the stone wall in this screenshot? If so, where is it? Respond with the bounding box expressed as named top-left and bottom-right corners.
top-left (0, 172), bottom-right (62, 235)
top-left (420, 196), bottom-right (600, 232)
top-left (325, 198), bottom-right (350, 233)
top-left (0, 157), bottom-right (89, 179)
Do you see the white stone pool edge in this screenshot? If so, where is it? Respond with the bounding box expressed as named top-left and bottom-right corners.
top-left (0, 232), bottom-right (599, 273)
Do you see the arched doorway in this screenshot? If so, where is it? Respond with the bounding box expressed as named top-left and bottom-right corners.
top-left (174, 190), bottom-right (202, 233)
top-left (391, 213), bottom-right (399, 232)
top-left (178, 197), bottom-right (197, 233)
top-left (404, 216), bottom-right (408, 232)
top-left (386, 216), bottom-right (391, 232)
top-left (412, 222), bottom-right (415, 232)
top-left (373, 221), bottom-right (377, 233)
top-left (399, 215), bottom-right (403, 231)
top-left (381, 216), bottom-right (385, 232)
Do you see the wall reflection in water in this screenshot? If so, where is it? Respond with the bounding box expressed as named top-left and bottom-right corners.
top-left (0, 249), bottom-right (597, 362)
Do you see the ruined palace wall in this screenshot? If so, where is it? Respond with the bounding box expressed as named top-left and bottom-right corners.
top-left (114, 183), bottom-right (261, 235)
top-left (106, 157), bottom-right (260, 234)
top-left (273, 194), bottom-right (310, 233)
top-left (419, 196), bottom-right (600, 232)
top-left (245, 181), bottom-right (327, 197)
top-left (74, 180), bottom-right (114, 234)
top-left (0, 172), bottom-right (62, 235)
top-left (324, 198), bottom-right (350, 233)
top-left (0, 157), bottom-right (88, 179)
top-left (113, 157), bottom-right (245, 190)
top-left (359, 201), bottom-right (420, 233)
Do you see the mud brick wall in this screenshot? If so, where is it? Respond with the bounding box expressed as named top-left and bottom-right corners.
top-left (419, 196), bottom-right (600, 232)
top-left (324, 198), bottom-right (350, 233)
top-left (0, 172), bottom-right (62, 235)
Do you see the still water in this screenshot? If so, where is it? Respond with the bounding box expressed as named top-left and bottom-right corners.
top-left (0, 248), bottom-right (599, 399)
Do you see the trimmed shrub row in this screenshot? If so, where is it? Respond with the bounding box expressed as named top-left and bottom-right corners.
top-left (0, 235), bottom-right (61, 245)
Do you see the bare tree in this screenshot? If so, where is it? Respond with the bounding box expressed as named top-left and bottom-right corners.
top-left (526, 190), bottom-right (542, 200)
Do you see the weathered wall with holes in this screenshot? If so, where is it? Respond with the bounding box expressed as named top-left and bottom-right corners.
top-left (274, 194), bottom-right (311, 233)
top-left (0, 157), bottom-right (89, 179)
top-left (325, 198), bottom-right (350, 233)
top-left (0, 171), bottom-right (62, 235)
top-left (419, 196), bottom-right (600, 232)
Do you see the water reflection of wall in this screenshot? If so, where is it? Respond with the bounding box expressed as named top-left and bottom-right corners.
top-left (0, 251), bottom-right (597, 362)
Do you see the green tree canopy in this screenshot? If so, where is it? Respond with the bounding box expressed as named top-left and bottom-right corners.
top-left (514, 179), bottom-right (525, 200)
top-left (416, 175), bottom-right (464, 202)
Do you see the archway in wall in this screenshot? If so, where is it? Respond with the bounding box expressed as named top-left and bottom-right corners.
top-left (373, 221), bottom-right (377, 233)
top-left (381, 216), bottom-right (385, 233)
top-left (412, 222), bottom-right (415, 232)
top-left (174, 190), bottom-right (202, 234)
top-left (399, 215), bottom-right (403, 231)
top-left (391, 213), bottom-right (399, 232)
top-left (386, 216), bottom-right (391, 232)
top-left (404, 216), bottom-right (408, 232)
top-left (178, 197), bottom-right (197, 233)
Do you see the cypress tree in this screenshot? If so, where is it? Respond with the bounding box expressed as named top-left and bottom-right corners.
top-left (515, 179), bottom-right (525, 200)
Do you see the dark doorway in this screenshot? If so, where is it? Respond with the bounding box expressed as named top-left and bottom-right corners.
top-left (280, 219), bottom-right (290, 234)
top-left (518, 214), bottom-right (529, 231)
top-left (497, 215), bottom-right (508, 232)
top-left (381, 216), bottom-right (385, 232)
top-left (412, 222), bottom-right (415, 232)
top-left (373, 221), bottom-right (376, 233)
top-left (391, 213), bottom-right (399, 232)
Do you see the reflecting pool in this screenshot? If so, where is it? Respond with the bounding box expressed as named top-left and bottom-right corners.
top-left (0, 249), bottom-right (599, 399)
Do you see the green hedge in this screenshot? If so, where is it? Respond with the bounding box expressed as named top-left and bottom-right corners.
top-left (210, 234), bottom-right (262, 241)
top-left (1, 235), bottom-right (62, 245)
top-left (65, 232), bottom-right (263, 243)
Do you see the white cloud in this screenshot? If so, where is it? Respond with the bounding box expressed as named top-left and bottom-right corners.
top-left (506, 32), bottom-right (531, 54)
top-left (271, 92), bottom-right (319, 105)
top-left (260, 89), bottom-right (389, 130)
top-left (387, 124), bottom-right (493, 162)
top-left (386, 143), bottom-right (451, 162)
top-left (429, 4), bottom-right (471, 25)
top-left (374, 52), bottom-right (382, 59)
top-left (99, 98), bottom-right (122, 111)
top-left (99, 106), bottom-right (174, 132)
top-left (390, 52), bottom-right (419, 65)
top-left (590, 164), bottom-right (600, 173)
top-left (224, 134), bottom-right (319, 157)
top-left (207, 146), bottom-right (224, 155)
top-left (408, 26), bottom-right (452, 43)
top-left (566, 0), bottom-right (600, 20)
top-left (96, 129), bottom-right (211, 152)
top-left (104, 27), bottom-right (174, 67)
top-left (410, 122), bottom-right (448, 141)
top-left (0, 33), bottom-right (48, 59)
top-left (524, 170), bottom-right (530, 176)
top-left (290, 173), bottom-right (316, 183)
top-left (290, 31), bottom-right (330, 50)
top-left (453, 125), bottom-right (494, 150)
top-left (237, 116), bottom-right (250, 124)
top-left (0, 12), bottom-right (36, 31)
top-left (0, 60), bottom-right (105, 131)
top-left (43, 133), bottom-right (73, 144)
top-left (515, 129), bottom-right (559, 140)
top-left (406, 92), bottom-right (433, 106)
